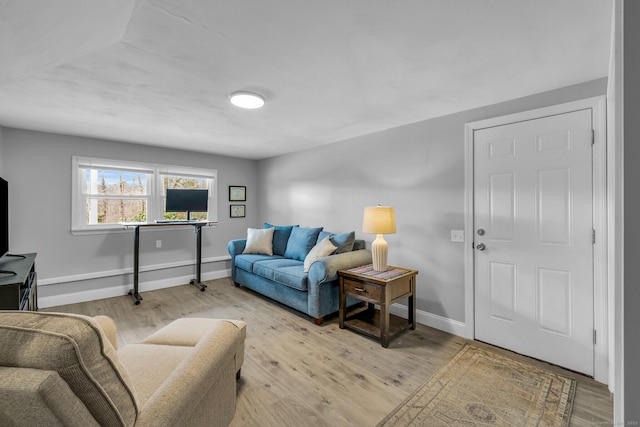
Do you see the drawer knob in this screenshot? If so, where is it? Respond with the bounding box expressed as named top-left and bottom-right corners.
top-left (354, 287), bottom-right (368, 293)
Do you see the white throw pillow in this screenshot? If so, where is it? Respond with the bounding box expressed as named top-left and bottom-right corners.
top-left (303, 237), bottom-right (337, 272)
top-left (243, 227), bottom-right (275, 255)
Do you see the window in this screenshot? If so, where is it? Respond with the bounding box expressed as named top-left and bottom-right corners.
top-left (72, 157), bottom-right (217, 232)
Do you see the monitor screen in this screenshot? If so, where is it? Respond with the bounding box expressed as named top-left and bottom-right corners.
top-left (165, 189), bottom-right (208, 213)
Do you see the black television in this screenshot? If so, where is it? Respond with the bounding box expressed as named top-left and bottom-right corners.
top-left (165, 189), bottom-right (208, 220)
top-left (0, 177), bottom-right (7, 258)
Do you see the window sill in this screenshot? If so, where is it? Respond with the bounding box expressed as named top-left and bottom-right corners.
top-left (71, 226), bottom-right (131, 236)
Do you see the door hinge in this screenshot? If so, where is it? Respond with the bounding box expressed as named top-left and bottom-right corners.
top-left (593, 329), bottom-right (597, 345)
top-left (592, 229), bottom-right (596, 244)
top-left (591, 129), bottom-right (595, 145)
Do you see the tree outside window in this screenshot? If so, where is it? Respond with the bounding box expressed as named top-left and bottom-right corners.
top-left (85, 169), bottom-right (148, 224)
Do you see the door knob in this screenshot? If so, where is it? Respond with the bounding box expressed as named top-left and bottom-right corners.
top-left (476, 243), bottom-right (486, 251)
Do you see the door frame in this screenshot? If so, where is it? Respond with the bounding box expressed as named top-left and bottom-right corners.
top-left (463, 96), bottom-right (608, 384)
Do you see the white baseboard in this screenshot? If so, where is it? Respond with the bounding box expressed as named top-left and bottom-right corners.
top-left (389, 303), bottom-right (466, 338)
top-left (38, 269), bottom-right (231, 308)
top-left (38, 255), bottom-right (231, 287)
top-left (39, 260), bottom-right (467, 339)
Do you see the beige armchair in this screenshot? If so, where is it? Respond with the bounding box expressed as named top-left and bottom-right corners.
top-left (0, 311), bottom-right (246, 427)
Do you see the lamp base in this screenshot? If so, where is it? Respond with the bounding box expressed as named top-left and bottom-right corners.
top-left (371, 234), bottom-right (389, 272)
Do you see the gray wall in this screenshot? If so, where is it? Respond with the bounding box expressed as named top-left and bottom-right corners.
top-left (1, 128), bottom-right (257, 304)
top-left (257, 78), bottom-right (607, 323)
top-left (623, 0), bottom-right (640, 422)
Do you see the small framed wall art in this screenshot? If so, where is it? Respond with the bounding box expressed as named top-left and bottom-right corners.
top-left (230, 204), bottom-right (246, 218)
top-left (229, 185), bottom-right (246, 201)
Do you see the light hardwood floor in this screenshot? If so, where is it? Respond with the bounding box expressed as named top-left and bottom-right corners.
top-left (45, 279), bottom-right (613, 426)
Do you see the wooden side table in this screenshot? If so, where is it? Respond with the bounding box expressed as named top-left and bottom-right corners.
top-left (338, 265), bottom-right (418, 348)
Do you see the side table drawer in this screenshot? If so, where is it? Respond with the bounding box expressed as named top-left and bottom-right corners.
top-left (389, 275), bottom-right (412, 301)
top-left (343, 279), bottom-right (381, 302)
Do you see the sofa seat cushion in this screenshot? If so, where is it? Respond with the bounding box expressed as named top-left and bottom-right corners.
top-left (117, 344), bottom-right (193, 407)
top-left (235, 254), bottom-right (283, 273)
top-left (253, 258), bottom-right (305, 284)
top-left (272, 265), bottom-right (309, 291)
top-left (0, 312), bottom-right (138, 427)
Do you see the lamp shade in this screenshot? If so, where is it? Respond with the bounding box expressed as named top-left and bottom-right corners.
top-left (362, 205), bottom-right (396, 235)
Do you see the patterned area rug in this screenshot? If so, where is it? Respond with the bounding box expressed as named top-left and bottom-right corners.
top-left (378, 344), bottom-right (576, 427)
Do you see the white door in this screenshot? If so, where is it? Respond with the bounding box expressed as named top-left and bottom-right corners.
top-left (473, 109), bottom-right (594, 376)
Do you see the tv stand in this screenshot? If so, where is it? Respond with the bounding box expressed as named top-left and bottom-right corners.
top-left (0, 253), bottom-right (37, 311)
top-left (120, 222), bottom-right (216, 305)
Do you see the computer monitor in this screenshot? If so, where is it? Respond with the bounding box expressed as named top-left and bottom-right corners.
top-left (165, 189), bottom-right (208, 220)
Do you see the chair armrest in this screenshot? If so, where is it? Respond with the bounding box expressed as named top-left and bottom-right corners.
top-left (0, 367), bottom-right (100, 426)
top-left (93, 315), bottom-right (119, 350)
top-left (308, 249), bottom-right (372, 285)
top-left (135, 321), bottom-right (242, 427)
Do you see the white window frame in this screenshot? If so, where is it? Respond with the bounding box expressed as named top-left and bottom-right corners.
top-left (72, 156), bottom-right (218, 233)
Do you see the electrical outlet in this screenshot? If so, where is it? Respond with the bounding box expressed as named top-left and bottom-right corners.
top-left (451, 230), bottom-right (464, 243)
top-left (156, 240), bottom-right (162, 248)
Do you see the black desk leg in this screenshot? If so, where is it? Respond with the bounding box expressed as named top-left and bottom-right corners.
top-left (189, 225), bottom-right (207, 291)
top-left (128, 226), bottom-right (143, 304)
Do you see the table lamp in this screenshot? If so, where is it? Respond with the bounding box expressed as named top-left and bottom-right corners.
top-left (362, 205), bottom-right (396, 271)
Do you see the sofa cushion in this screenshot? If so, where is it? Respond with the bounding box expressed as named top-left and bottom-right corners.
top-left (273, 265), bottom-right (309, 291)
top-left (330, 231), bottom-right (356, 254)
top-left (235, 254), bottom-right (282, 273)
top-left (252, 258), bottom-right (304, 282)
top-left (284, 226), bottom-right (323, 261)
top-left (264, 223), bottom-right (297, 256)
top-left (316, 230), bottom-right (332, 244)
top-left (353, 239), bottom-right (366, 251)
top-left (0, 312), bottom-right (138, 427)
top-left (304, 237), bottom-right (338, 272)
top-left (242, 227), bottom-right (274, 255)
top-left (315, 231), bottom-right (356, 255)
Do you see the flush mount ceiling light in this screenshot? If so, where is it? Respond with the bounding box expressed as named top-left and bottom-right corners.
top-left (229, 91), bottom-right (265, 109)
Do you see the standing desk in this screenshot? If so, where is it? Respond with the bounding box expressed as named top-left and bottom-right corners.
top-left (120, 221), bottom-right (217, 305)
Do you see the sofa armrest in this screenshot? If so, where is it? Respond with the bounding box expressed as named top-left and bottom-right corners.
top-left (308, 249), bottom-right (373, 285)
top-left (227, 239), bottom-right (247, 258)
top-left (227, 239), bottom-right (247, 281)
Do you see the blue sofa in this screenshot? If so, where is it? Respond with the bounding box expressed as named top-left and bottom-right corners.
top-left (227, 224), bottom-right (372, 325)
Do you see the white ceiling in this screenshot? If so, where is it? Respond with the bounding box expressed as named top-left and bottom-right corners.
top-left (0, 0), bottom-right (612, 160)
